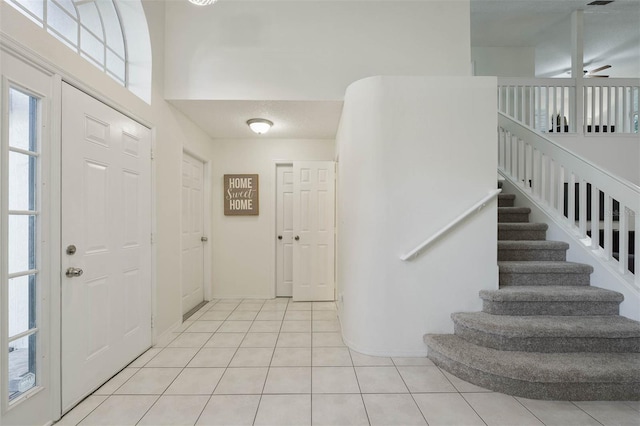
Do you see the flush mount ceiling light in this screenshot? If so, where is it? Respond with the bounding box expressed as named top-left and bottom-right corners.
top-left (188, 0), bottom-right (217, 6)
top-left (247, 118), bottom-right (273, 135)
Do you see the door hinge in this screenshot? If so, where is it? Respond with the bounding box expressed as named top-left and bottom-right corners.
top-left (150, 150), bottom-right (154, 160)
top-left (151, 316), bottom-right (155, 328)
top-left (151, 233), bottom-right (155, 244)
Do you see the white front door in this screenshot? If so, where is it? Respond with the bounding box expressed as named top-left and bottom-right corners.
top-left (181, 152), bottom-right (205, 314)
top-left (60, 83), bottom-right (152, 412)
top-left (276, 165), bottom-right (294, 297)
top-left (292, 162), bottom-right (335, 301)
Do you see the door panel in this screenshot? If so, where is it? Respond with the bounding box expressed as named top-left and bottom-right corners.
top-left (181, 152), bottom-right (205, 314)
top-left (276, 165), bottom-right (294, 297)
top-left (292, 162), bottom-right (335, 301)
top-left (61, 83), bottom-right (151, 412)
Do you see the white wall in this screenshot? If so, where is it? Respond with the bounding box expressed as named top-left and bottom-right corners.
top-left (143, 0), bottom-right (216, 337)
top-left (210, 138), bottom-right (334, 298)
top-left (548, 135), bottom-right (640, 186)
top-left (1, 1), bottom-right (218, 340)
top-left (163, 1), bottom-right (471, 101)
top-left (336, 76), bottom-right (498, 356)
top-left (472, 46), bottom-right (535, 77)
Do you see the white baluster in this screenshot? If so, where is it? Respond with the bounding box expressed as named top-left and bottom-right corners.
top-left (635, 208), bottom-right (639, 285)
top-left (604, 194), bottom-right (613, 260)
top-left (619, 204), bottom-right (628, 274)
top-left (579, 177), bottom-right (587, 238)
top-left (568, 172), bottom-right (576, 227)
top-left (591, 183), bottom-right (600, 251)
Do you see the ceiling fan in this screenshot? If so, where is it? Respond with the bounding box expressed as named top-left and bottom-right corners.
top-left (584, 64), bottom-right (611, 78)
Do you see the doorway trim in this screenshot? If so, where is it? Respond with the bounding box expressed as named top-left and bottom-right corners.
top-left (181, 148), bottom-right (213, 306)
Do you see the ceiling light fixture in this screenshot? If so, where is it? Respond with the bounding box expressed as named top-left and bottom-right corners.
top-left (247, 118), bottom-right (273, 135)
top-left (188, 0), bottom-right (217, 6)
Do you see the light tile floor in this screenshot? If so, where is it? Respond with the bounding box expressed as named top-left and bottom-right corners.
top-left (57, 299), bottom-right (640, 426)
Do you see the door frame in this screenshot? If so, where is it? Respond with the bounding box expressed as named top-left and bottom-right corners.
top-left (0, 49), bottom-right (60, 426)
top-left (181, 148), bottom-right (212, 306)
top-left (1, 39), bottom-right (156, 423)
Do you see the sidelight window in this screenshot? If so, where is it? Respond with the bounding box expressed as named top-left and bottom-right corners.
top-left (5, 87), bottom-right (40, 402)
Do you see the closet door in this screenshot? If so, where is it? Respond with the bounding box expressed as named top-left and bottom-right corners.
top-left (292, 162), bottom-right (335, 301)
top-left (276, 164), bottom-right (294, 297)
top-left (181, 151), bottom-right (205, 314)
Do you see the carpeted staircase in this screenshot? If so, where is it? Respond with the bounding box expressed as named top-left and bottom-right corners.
top-left (424, 181), bottom-right (640, 400)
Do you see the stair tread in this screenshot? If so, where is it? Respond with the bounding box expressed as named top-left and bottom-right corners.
top-left (498, 207), bottom-right (531, 213)
top-left (425, 334), bottom-right (640, 383)
top-left (498, 241), bottom-right (570, 250)
top-left (498, 261), bottom-right (593, 274)
top-left (452, 312), bottom-right (640, 338)
top-left (498, 223), bottom-right (548, 230)
top-left (480, 286), bottom-right (624, 303)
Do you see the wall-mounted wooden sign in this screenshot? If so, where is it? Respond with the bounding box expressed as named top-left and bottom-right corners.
top-left (224, 174), bottom-right (259, 215)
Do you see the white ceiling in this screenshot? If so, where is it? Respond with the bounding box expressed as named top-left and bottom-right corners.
top-left (169, 0), bottom-right (639, 140)
top-left (168, 100), bottom-right (343, 140)
top-left (472, 0), bottom-right (640, 77)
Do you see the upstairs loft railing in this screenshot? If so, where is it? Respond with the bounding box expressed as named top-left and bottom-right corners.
top-left (498, 78), bottom-right (640, 135)
top-left (498, 112), bottom-right (639, 289)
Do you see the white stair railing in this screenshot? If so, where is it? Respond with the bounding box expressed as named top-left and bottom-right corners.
top-left (584, 80), bottom-right (640, 134)
top-left (400, 189), bottom-right (502, 261)
top-left (498, 78), bottom-right (639, 135)
top-left (498, 112), bottom-right (639, 288)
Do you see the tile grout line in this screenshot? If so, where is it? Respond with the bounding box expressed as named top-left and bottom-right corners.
top-left (392, 358), bottom-right (429, 425)
top-left (513, 395), bottom-right (556, 426)
top-left (346, 334), bottom-right (372, 426)
top-left (252, 297), bottom-right (288, 425)
top-left (435, 365), bottom-right (489, 425)
top-left (135, 299), bottom-right (223, 425)
top-left (568, 401), bottom-right (605, 426)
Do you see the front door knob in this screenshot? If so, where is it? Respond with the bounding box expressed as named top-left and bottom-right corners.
top-left (66, 267), bottom-right (84, 278)
top-left (294, 236), bottom-right (300, 241)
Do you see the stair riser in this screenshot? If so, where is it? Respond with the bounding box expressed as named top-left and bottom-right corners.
top-left (498, 213), bottom-right (530, 223)
top-left (498, 199), bottom-right (515, 207)
top-left (482, 300), bottom-right (620, 316)
top-left (499, 273), bottom-right (591, 286)
top-left (498, 249), bottom-right (566, 262)
top-left (498, 230), bottom-right (547, 241)
top-left (453, 323), bottom-right (640, 353)
top-left (427, 347), bottom-right (640, 401)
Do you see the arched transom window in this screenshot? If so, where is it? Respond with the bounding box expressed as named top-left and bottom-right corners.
top-left (7, 0), bottom-right (128, 87)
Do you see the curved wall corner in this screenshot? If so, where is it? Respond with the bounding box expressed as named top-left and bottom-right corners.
top-left (336, 76), bottom-right (498, 356)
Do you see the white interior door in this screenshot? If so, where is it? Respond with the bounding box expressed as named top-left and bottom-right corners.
top-left (181, 152), bottom-right (205, 314)
top-left (276, 165), bottom-right (294, 297)
top-left (61, 83), bottom-right (151, 412)
top-left (292, 162), bottom-right (335, 301)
